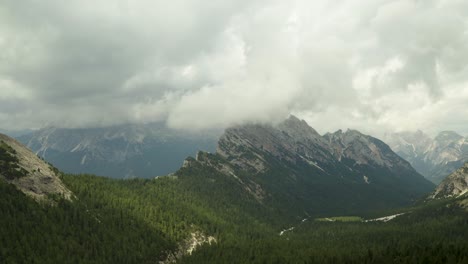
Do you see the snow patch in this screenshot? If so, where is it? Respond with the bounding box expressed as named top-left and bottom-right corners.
top-left (365, 213), bottom-right (405, 222)
top-left (279, 227), bottom-right (295, 236)
top-left (80, 155), bottom-right (87, 165)
top-left (300, 155), bottom-right (325, 172)
top-left (363, 175), bottom-right (370, 184)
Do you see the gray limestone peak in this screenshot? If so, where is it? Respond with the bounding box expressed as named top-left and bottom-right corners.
top-left (276, 115), bottom-right (321, 141)
top-left (435, 131), bottom-right (464, 143)
top-left (325, 129), bottom-right (414, 170)
top-left (193, 116), bottom-right (434, 210)
top-left (218, 116), bottom-right (422, 179)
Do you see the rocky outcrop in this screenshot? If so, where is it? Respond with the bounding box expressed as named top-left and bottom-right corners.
top-left (160, 231), bottom-right (216, 264)
top-left (432, 162), bottom-right (468, 198)
top-left (0, 133), bottom-right (72, 202)
top-left (183, 152), bottom-right (266, 202)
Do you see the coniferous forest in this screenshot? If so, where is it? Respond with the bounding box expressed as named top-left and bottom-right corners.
top-left (1, 165), bottom-right (467, 263)
top-left (2, 1), bottom-right (468, 263)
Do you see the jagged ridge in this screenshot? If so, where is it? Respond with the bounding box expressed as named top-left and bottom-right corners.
top-left (184, 116), bottom-right (434, 216)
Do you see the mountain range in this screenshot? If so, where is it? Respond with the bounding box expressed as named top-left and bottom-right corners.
top-left (17, 123), bottom-right (218, 178)
top-left (1, 117), bottom-right (467, 263)
top-left (184, 115), bottom-right (434, 216)
top-left (12, 116), bottom-right (435, 214)
top-left (385, 130), bottom-right (468, 184)
top-left (15, 119), bottom-right (465, 188)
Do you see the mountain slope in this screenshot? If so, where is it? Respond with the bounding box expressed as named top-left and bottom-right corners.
top-left (188, 116), bottom-right (434, 217)
top-left (0, 133), bottom-right (71, 201)
top-left (432, 162), bottom-right (468, 198)
top-left (2, 163), bottom-right (466, 264)
top-left (17, 123), bottom-right (218, 178)
top-left (1, 127), bottom-right (466, 264)
top-left (385, 130), bottom-right (468, 183)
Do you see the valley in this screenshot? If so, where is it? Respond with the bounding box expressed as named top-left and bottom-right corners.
top-left (3, 1), bottom-right (468, 262)
top-left (1, 117), bottom-right (467, 263)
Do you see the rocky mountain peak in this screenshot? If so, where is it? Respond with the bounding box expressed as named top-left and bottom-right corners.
top-left (342, 129), bottom-right (369, 145)
top-left (384, 130), bottom-right (432, 156)
top-left (323, 130), bottom-right (341, 143)
top-left (216, 124), bottom-right (281, 173)
top-left (435, 131), bottom-right (463, 143)
top-left (325, 129), bottom-right (411, 169)
top-left (217, 117), bottom-right (423, 179)
top-left (0, 133), bottom-right (72, 202)
top-left (276, 115), bottom-right (321, 141)
top-left (216, 116), bottom-right (338, 173)
top-left (193, 117), bottom-right (433, 212)
top-left (426, 132), bottom-right (466, 165)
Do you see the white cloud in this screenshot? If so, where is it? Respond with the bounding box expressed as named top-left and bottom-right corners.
top-left (0, 0), bottom-right (467, 136)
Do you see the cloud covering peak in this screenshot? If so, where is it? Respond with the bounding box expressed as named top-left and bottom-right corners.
top-left (1, 0), bottom-right (468, 136)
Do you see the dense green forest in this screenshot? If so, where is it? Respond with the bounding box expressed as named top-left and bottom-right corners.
top-left (184, 198), bottom-right (468, 264)
top-left (1, 162), bottom-right (467, 263)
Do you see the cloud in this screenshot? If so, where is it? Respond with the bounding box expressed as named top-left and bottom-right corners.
top-left (1, 0), bottom-right (468, 136)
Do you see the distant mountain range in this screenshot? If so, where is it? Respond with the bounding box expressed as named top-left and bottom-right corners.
top-left (385, 130), bottom-right (468, 184)
top-left (0, 129), bottom-right (34, 138)
top-left (17, 123), bottom-right (218, 178)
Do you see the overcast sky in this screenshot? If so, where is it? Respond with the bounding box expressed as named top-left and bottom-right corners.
top-left (1, 0), bottom-right (468, 136)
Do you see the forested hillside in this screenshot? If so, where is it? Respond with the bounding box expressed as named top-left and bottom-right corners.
top-left (1, 169), bottom-right (467, 263)
top-left (0, 166), bottom-right (283, 263)
top-left (1, 131), bottom-right (467, 263)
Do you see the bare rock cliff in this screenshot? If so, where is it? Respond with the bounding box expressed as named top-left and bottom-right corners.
top-left (0, 133), bottom-right (72, 202)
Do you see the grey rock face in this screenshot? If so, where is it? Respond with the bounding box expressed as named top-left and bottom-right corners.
top-left (432, 162), bottom-right (468, 198)
top-left (217, 118), bottom-right (335, 174)
top-left (0, 133), bottom-right (72, 201)
top-left (218, 116), bottom-right (421, 179)
top-left (324, 129), bottom-right (413, 171)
